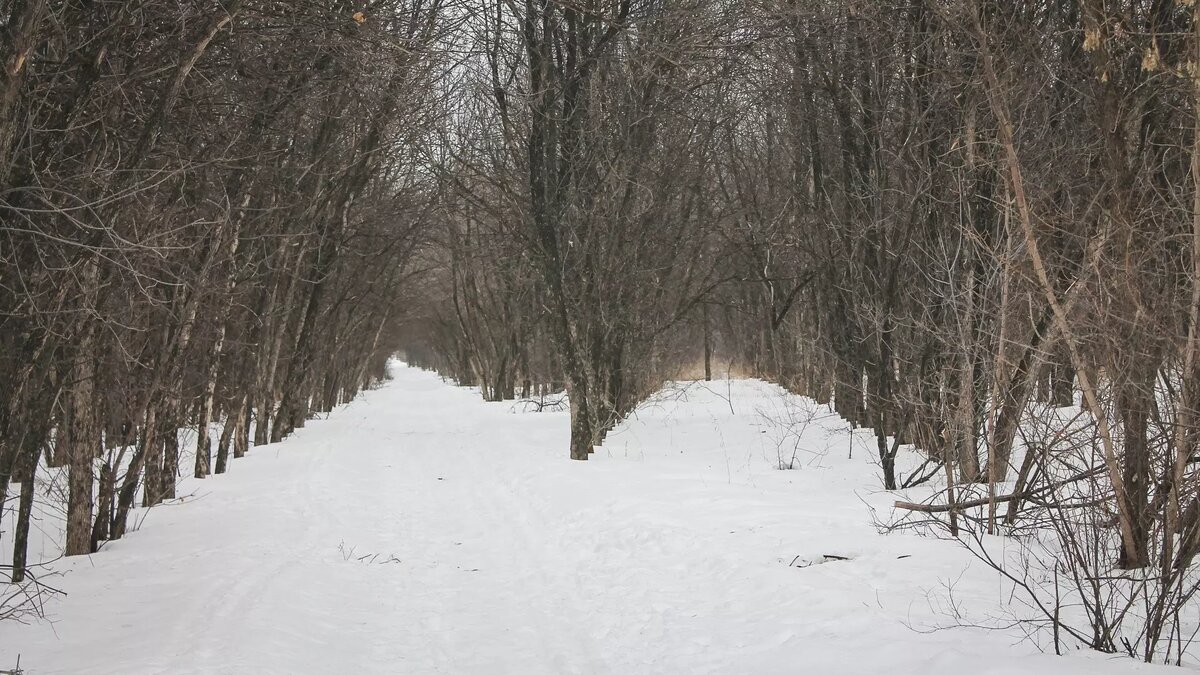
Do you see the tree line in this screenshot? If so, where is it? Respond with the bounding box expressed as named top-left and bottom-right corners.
top-left (0, 0), bottom-right (451, 583)
top-left (404, 0), bottom-right (1200, 661)
top-left (5, 0), bottom-right (1200, 662)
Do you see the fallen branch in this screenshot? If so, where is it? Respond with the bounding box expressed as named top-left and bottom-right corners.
top-left (895, 494), bottom-right (1019, 514)
top-left (895, 465), bottom-right (1105, 515)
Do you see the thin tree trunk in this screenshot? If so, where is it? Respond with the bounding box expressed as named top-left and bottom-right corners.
top-left (234, 395), bottom-right (250, 459)
top-left (141, 405), bottom-right (162, 508)
top-left (160, 407), bottom-right (179, 501)
top-left (214, 399), bottom-right (237, 475)
top-left (90, 462), bottom-right (113, 551)
top-left (194, 366), bottom-right (217, 479)
top-left (703, 303), bottom-right (712, 381)
top-left (113, 404), bottom-right (156, 538)
top-left (195, 310), bottom-right (232, 478)
top-left (11, 472), bottom-right (35, 583)
top-left (1003, 442), bottom-right (1040, 525)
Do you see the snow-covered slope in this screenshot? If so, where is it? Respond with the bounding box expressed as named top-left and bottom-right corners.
top-left (0, 365), bottom-right (1166, 674)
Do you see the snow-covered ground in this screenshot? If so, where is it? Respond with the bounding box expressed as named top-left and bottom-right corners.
top-left (0, 364), bottom-right (1168, 674)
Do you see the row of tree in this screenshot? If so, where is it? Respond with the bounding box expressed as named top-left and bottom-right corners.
top-left (402, 0), bottom-right (1200, 661)
top-left (0, 0), bottom-right (451, 583)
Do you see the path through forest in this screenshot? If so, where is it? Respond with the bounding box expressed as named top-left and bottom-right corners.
top-left (0, 365), bottom-right (1164, 674)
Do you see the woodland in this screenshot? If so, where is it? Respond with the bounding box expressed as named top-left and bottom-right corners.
top-left (3, 0), bottom-right (1200, 664)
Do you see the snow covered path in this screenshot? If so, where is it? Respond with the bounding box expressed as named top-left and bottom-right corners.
top-left (0, 365), bottom-right (1164, 674)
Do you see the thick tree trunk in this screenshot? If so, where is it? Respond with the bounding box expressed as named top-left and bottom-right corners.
top-left (1118, 370), bottom-right (1154, 569)
top-left (568, 389), bottom-right (593, 461)
top-left (64, 322), bottom-right (97, 557)
top-left (955, 360), bottom-right (982, 483)
top-left (0, 0), bottom-right (49, 181)
top-left (195, 389), bottom-right (214, 479)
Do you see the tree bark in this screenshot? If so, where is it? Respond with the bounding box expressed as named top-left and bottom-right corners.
top-left (11, 472), bottom-right (35, 583)
top-left (64, 309), bottom-right (97, 556)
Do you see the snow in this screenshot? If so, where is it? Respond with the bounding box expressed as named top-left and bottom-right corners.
top-left (0, 364), bottom-right (1171, 674)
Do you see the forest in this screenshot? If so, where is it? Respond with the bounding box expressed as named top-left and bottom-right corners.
top-left (3, 0), bottom-right (1200, 667)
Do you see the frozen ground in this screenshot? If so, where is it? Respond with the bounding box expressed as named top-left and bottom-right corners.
top-left (0, 364), bottom-right (1169, 674)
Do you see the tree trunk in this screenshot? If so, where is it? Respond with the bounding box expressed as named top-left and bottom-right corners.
top-left (90, 462), bottom-right (113, 551)
top-left (1118, 370), bottom-right (1153, 569)
top-left (834, 357), bottom-right (862, 426)
top-left (140, 405), bottom-right (161, 508)
top-left (956, 359), bottom-right (982, 483)
top-left (214, 400), bottom-right (237, 475)
top-left (0, 0), bottom-right (49, 182)
top-left (568, 382), bottom-right (593, 461)
top-left (703, 303), bottom-right (713, 381)
top-left (160, 407), bottom-right (179, 501)
top-left (194, 330), bottom-right (226, 478)
top-left (11, 473), bottom-right (35, 583)
top-left (64, 321), bottom-right (97, 557)
top-left (233, 395), bottom-right (250, 459)
top-left (877, 427), bottom-right (896, 490)
top-left (194, 392), bottom-right (214, 479)
top-left (1050, 352), bottom-right (1075, 407)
